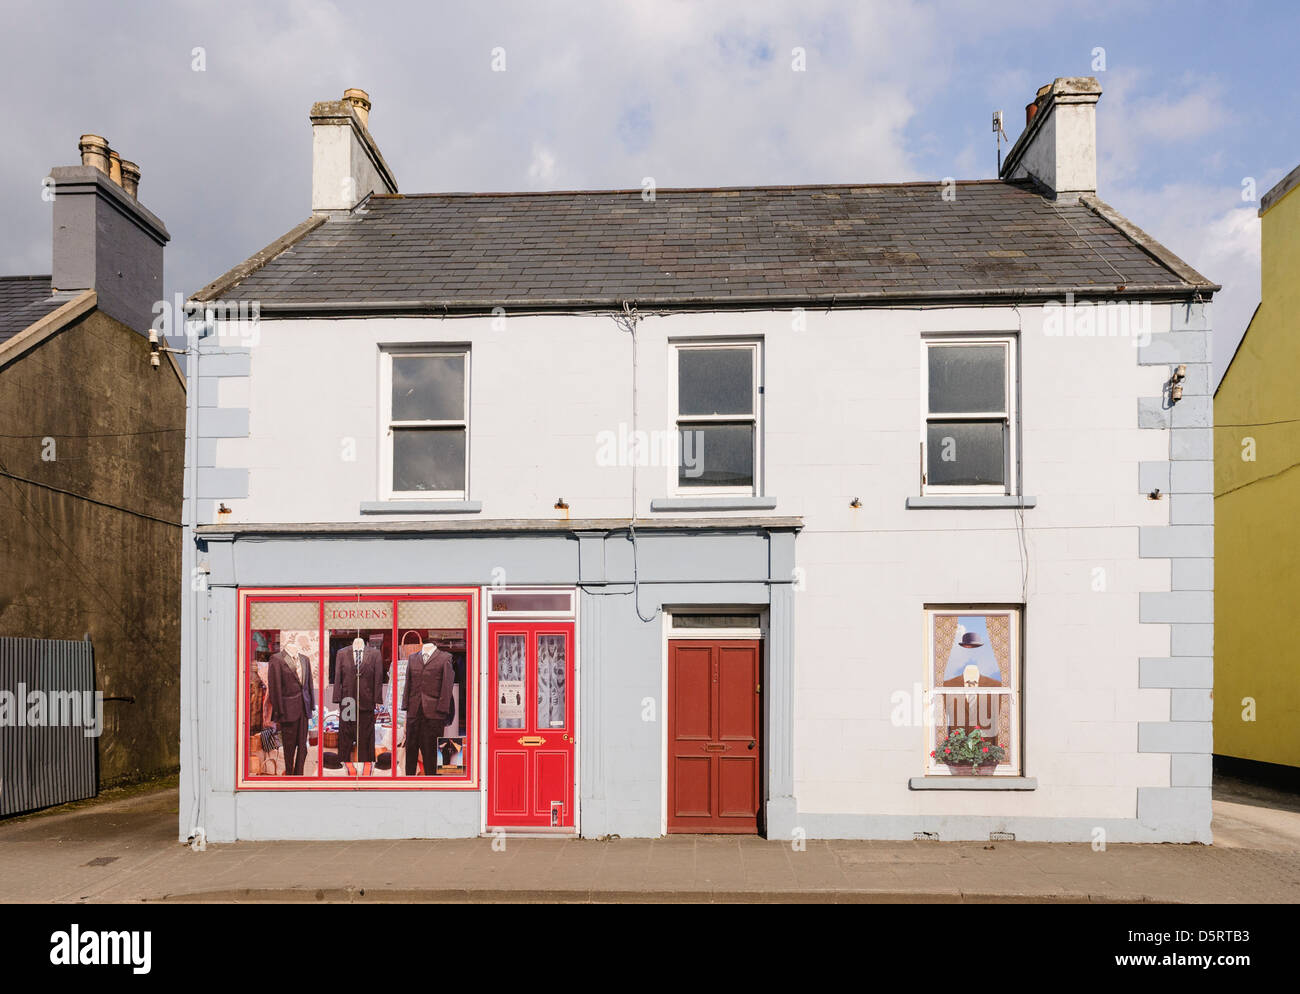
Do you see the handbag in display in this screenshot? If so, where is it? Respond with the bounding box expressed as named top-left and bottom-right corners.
top-left (400, 630), bottom-right (423, 656)
top-left (401, 630), bottom-right (456, 724)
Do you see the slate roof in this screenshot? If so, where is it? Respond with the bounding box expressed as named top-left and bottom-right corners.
top-left (195, 180), bottom-right (1216, 310)
top-left (0, 275), bottom-right (64, 344)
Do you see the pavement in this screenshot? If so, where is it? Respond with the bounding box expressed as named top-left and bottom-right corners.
top-left (2, 775), bottom-right (1299, 902)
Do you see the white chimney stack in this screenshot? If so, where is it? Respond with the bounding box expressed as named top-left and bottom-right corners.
top-left (999, 76), bottom-right (1101, 202)
top-left (310, 87), bottom-right (398, 213)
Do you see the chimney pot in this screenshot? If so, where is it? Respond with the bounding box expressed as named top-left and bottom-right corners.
top-left (310, 88), bottom-right (396, 212)
top-left (107, 149), bottom-right (123, 186)
top-left (1000, 76), bottom-right (1101, 202)
top-left (343, 88), bottom-right (371, 129)
top-left (79, 134), bottom-right (111, 174)
top-left (120, 160), bottom-right (141, 198)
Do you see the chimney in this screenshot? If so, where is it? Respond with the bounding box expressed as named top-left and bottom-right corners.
top-left (999, 76), bottom-right (1101, 202)
top-left (310, 87), bottom-right (398, 213)
top-left (51, 137), bottom-right (169, 334)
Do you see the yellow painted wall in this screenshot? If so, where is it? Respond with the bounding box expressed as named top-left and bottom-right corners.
top-left (1214, 174), bottom-right (1300, 767)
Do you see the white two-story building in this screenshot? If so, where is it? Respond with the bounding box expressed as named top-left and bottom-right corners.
top-left (180, 78), bottom-right (1217, 844)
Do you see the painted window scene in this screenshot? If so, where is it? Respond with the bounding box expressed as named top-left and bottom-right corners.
top-left (929, 610), bottom-right (1018, 774)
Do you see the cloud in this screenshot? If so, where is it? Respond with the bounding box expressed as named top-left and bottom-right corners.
top-left (1104, 180), bottom-right (1261, 381)
top-left (1098, 69), bottom-right (1231, 186)
top-left (526, 144), bottom-right (558, 187)
top-left (0, 0), bottom-right (1273, 382)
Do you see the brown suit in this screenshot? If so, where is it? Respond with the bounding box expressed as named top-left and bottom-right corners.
top-left (402, 648), bottom-right (454, 776)
top-left (268, 650), bottom-right (315, 775)
top-left (941, 673), bottom-right (1003, 736)
top-left (335, 646), bottom-right (384, 762)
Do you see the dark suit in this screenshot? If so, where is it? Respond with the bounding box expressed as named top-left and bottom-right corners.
top-left (268, 650), bottom-right (315, 775)
top-left (402, 648), bottom-right (454, 776)
top-left (335, 646), bottom-right (384, 762)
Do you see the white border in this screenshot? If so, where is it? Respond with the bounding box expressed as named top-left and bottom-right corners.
top-left (478, 585), bottom-right (580, 837)
top-left (660, 607), bottom-right (768, 836)
top-left (922, 605), bottom-right (1022, 777)
top-left (378, 345), bottom-right (471, 501)
top-left (668, 339), bottom-right (763, 498)
top-left (919, 334), bottom-right (1018, 496)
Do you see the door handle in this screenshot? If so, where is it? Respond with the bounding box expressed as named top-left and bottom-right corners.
top-left (747, 741), bottom-right (755, 750)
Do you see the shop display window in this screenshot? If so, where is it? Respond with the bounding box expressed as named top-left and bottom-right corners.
top-left (239, 588), bottom-right (478, 789)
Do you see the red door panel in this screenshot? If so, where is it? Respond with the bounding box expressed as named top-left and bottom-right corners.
top-left (718, 646), bottom-right (758, 741)
top-left (673, 646), bottom-right (713, 740)
top-left (534, 751), bottom-right (570, 825)
top-left (673, 756), bottom-right (712, 817)
top-left (487, 622), bottom-right (575, 829)
top-left (493, 752), bottom-right (528, 816)
top-left (667, 639), bottom-right (762, 834)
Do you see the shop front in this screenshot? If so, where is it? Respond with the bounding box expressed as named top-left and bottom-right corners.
top-left (182, 518), bottom-right (800, 843)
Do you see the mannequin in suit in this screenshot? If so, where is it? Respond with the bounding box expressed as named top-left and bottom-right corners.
top-left (268, 638), bottom-right (315, 775)
top-left (402, 640), bottom-right (454, 776)
top-left (335, 637), bottom-right (385, 776)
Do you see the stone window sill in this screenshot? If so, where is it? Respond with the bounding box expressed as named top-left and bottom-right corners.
top-left (905, 496), bottom-right (1037, 510)
top-left (908, 776), bottom-right (1038, 791)
top-left (649, 496), bottom-right (777, 512)
top-left (360, 500), bottom-right (483, 514)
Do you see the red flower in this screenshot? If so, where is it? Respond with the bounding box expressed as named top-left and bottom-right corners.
top-left (943, 747), bottom-right (951, 753)
top-left (929, 750), bottom-right (936, 758)
top-left (982, 746), bottom-right (990, 753)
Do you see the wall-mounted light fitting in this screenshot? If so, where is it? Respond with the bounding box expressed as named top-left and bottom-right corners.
top-left (1169, 363), bottom-right (1187, 403)
top-left (147, 328), bottom-right (185, 369)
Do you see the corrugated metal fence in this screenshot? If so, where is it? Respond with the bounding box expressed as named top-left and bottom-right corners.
top-left (0, 637), bottom-right (96, 816)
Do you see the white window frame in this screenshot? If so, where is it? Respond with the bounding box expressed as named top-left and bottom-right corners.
top-left (670, 340), bottom-right (762, 497)
top-left (920, 335), bottom-right (1018, 496)
top-left (379, 346), bottom-right (470, 501)
top-left (923, 606), bottom-right (1021, 777)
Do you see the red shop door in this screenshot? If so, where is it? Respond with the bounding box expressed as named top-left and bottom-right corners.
top-left (668, 639), bottom-right (762, 834)
top-left (487, 623), bottom-right (576, 830)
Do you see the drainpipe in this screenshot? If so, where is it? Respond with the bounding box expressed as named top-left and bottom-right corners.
top-left (181, 308), bottom-right (206, 844)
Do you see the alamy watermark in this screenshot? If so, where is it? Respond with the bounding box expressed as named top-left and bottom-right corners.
top-left (151, 292), bottom-right (261, 347)
top-left (1043, 293), bottom-right (1152, 347)
top-left (0, 685), bottom-right (103, 737)
top-left (596, 423), bottom-right (703, 476)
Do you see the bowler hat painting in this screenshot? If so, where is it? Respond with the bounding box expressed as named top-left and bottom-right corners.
top-left (943, 617), bottom-right (1000, 684)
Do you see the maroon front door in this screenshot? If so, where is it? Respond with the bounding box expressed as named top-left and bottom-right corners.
top-left (668, 639), bottom-right (762, 834)
top-left (487, 623), bottom-right (575, 830)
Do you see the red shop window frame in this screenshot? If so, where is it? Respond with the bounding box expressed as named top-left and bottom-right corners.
top-left (237, 586), bottom-right (480, 791)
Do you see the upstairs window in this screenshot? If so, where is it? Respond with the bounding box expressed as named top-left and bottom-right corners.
top-left (674, 342), bottom-right (761, 494)
top-left (923, 337), bottom-right (1017, 494)
top-left (381, 348), bottom-right (469, 499)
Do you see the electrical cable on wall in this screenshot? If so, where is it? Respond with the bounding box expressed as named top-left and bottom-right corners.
top-left (612, 301), bottom-right (660, 623)
top-left (1012, 304), bottom-right (1031, 605)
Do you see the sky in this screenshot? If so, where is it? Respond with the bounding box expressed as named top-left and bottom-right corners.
top-left (2, 0), bottom-right (1296, 383)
